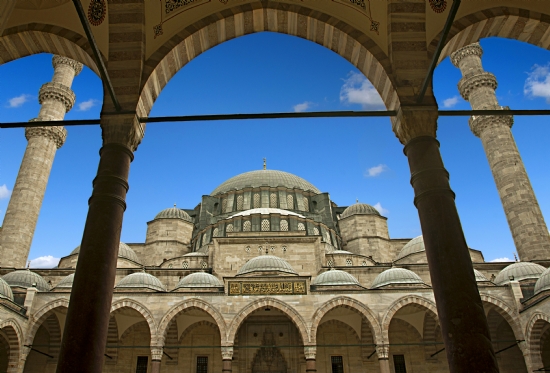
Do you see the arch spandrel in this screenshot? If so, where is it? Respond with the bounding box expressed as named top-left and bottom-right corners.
top-left (138, 3), bottom-right (398, 118)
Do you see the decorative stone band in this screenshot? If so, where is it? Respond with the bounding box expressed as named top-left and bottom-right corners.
top-left (450, 42), bottom-right (483, 67)
top-left (150, 347), bottom-right (163, 361)
top-left (25, 122), bottom-right (67, 149)
top-left (469, 112), bottom-right (514, 138)
top-left (304, 346), bottom-right (316, 360)
top-left (52, 55), bottom-right (83, 76)
top-left (457, 72), bottom-right (497, 101)
top-left (38, 82), bottom-right (76, 112)
top-left (376, 344), bottom-right (389, 359)
top-left (221, 346), bottom-right (234, 360)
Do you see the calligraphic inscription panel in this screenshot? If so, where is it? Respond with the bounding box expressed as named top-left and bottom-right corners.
top-left (228, 281), bottom-right (307, 295)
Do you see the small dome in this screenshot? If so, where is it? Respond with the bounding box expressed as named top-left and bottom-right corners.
top-left (115, 272), bottom-right (165, 292)
top-left (154, 207), bottom-right (193, 223)
top-left (312, 270), bottom-right (360, 286)
top-left (494, 262), bottom-right (546, 285)
top-left (237, 255), bottom-right (298, 276)
top-left (396, 236), bottom-right (425, 260)
top-left (0, 278), bottom-right (14, 301)
top-left (534, 267), bottom-right (550, 295)
top-left (371, 268), bottom-right (424, 289)
top-left (175, 272), bottom-right (223, 289)
top-left (474, 269), bottom-right (489, 282)
top-left (341, 203), bottom-right (381, 219)
top-left (56, 274), bottom-right (74, 289)
top-left (3, 270), bottom-right (49, 291)
top-left (70, 242), bottom-right (140, 264)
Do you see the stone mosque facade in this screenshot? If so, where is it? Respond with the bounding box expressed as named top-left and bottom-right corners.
top-left (2, 1), bottom-right (550, 373)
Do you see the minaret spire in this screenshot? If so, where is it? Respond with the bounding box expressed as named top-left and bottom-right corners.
top-left (263, 158), bottom-right (266, 170)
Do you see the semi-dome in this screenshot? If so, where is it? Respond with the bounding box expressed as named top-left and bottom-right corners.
top-left (371, 268), bottom-right (424, 289)
top-left (115, 272), bottom-right (165, 292)
top-left (3, 270), bottom-right (49, 291)
top-left (396, 236), bottom-right (425, 260)
top-left (55, 274), bottom-right (75, 289)
top-left (341, 203), bottom-right (381, 219)
top-left (494, 262), bottom-right (546, 285)
top-left (70, 242), bottom-right (140, 263)
top-left (237, 255), bottom-right (298, 276)
top-left (211, 170), bottom-right (320, 196)
top-left (175, 272), bottom-right (223, 289)
top-left (312, 269), bottom-right (360, 286)
top-left (0, 278), bottom-right (14, 301)
top-left (474, 269), bottom-right (490, 282)
top-left (154, 206), bottom-right (193, 223)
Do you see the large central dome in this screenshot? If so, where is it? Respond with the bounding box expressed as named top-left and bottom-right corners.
top-left (211, 170), bottom-right (321, 196)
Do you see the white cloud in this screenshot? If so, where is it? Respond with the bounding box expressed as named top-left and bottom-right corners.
top-left (8, 94), bottom-right (31, 108)
top-left (340, 71), bottom-right (385, 109)
top-left (78, 99), bottom-right (98, 111)
top-left (442, 96), bottom-right (460, 108)
top-left (0, 184), bottom-right (11, 199)
top-left (365, 164), bottom-right (387, 177)
top-left (29, 255), bottom-right (60, 269)
top-left (373, 202), bottom-right (389, 215)
top-left (524, 64), bottom-right (550, 103)
top-left (490, 257), bottom-right (512, 262)
top-left (293, 101), bottom-right (313, 112)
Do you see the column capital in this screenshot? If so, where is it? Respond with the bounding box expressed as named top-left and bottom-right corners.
top-left (376, 344), bottom-right (389, 360)
top-left (38, 82), bottom-right (76, 112)
top-left (450, 42), bottom-right (483, 67)
top-left (304, 346), bottom-right (316, 360)
top-left (25, 124), bottom-right (67, 149)
top-left (221, 346), bottom-right (234, 360)
top-left (52, 55), bottom-right (84, 76)
top-left (457, 72), bottom-right (497, 101)
top-left (151, 346), bottom-right (163, 361)
top-left (469, 110), bottom-right (513, 137)
top-left (100, 112), bottom-right (145, 151)
top-left (392, 105), bottom-right (438, 145)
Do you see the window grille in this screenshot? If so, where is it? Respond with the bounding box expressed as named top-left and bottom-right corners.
top-left (287, 194), bottom-right (294, 209)
top-left (236, 194), bottom-right (243, 210)
top-left (331, 356), bottom-right (344, 373)
top-left (168, 264), bottom-right (173, 268)
top-left (282, 246), bottom-right (287, 252)
top-left (243, 220), bottom-right (251, 232)
top-left (253, 193), bottom-right (261, 208)
top-left (280, 220), bottom-right (289, 231)
top-left (135, 356), bottom-right (148, 373)
top-left (201, 261), bottom-right (207, 269)
top-left (213, 228), bottom-right (219, 237)
top-left (270, 192), bottom-right (277, 207)
top-left (298, 222), bottom-right (305, 231)
top-left (258, 246), bottom-right (263, 253)
top-left (362, 261), bottom-right (367, 266)
top-left (245, 246), bottom-right (250, 253)
top-left (313, 227), bottom-right (320, 235)
top-left (226, 224), bottom-right (234, 232)
top-left (222, 198), bottom-right (228, 213)
top-left (182, 261), bottom-right (189, 268)
top-left (261, 219), bottom-right (270, 231)
top-left (196, 356), bottom-right (208, 373)
top-left (393, 355), bottom-right (407, 373)
top-left (327, 260), bottom-right (334, 267)
top-left (346, 258), bottom-right (353, 266)
top-left (303, 197), bottom-right (309, 212)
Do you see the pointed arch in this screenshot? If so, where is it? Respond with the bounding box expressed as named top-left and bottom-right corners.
top-left (25, 298), bottom-right (69, 346)
top-left (381, 295), bottom-right (438, 342)
top-left (0, 319), bottom-right (22, 373)
top-left (310, 296), bottom-right (382, 345)
top-left (480, 294), bottom-right (524, 342)
top-left (526, 312), bottom-right (550, 370)
top-left (137, 2), bottom-right (398, 117)
top-left (227, 297), bottom-right (309, 345)
top-left (110, 298), bottom-right (156, 343)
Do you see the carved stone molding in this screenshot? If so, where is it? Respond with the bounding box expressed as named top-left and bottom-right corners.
top-left (38, 82), bottom-right (76, 112)
top-left (392, 106), bottom-right (438, 145)
top-left (376, 344), bottom-right (389, 359)
top-left (52, 55), bottom-right (83, 76)
top-left (25, 122), bottom-right (67, 148)
top-left (469, 111), bottom-right (514, 138)
top-left (450, 43), bottom-right (483, 68)
top-left (150, 347), bottom-right (163, 361)
top-left (457, 72), bottom-right (497, 101)
top-left (304, 346), bottom-right (316, 360)
top-left (221, 346), bottom-right (233, 360)
top-left (101, 113), bottom-right (145, 151)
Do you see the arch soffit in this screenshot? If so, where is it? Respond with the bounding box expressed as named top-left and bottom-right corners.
top-left (310, 296), bottom-right (382, 345)
top-left (0, 319), bottom-right (22, 347)
top-left (226, 297), bottom-right (310, 345)
top-left (25, 298), bottom-right (69, 345)
top-left (110, 299), bottom-right (157, 340)
top-left (381, 295), bottom-right (438, 339)
top-left (0, 24), bottom-right (99, 75)
top-left (480, 294), bottom-right (523, 341)
top-left (431, 6), bottom-right (550, 65)
top-left (138, 3), bottom-right (398, 117)
top-left (157, 298), bottom-right (227, 346)
top-left (317, 319), bottom-right (361, 342)
top-left (179, 320), bottom-right (220, 344)
top-left (526, 312), bottom-right (550, 350)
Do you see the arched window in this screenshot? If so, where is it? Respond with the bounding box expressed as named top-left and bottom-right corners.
top-left (261, 219), bottom-right (270, 231)
top-left (222, 198), bottom-right (228, 213)
top-left (236, 194), bottom-right (243, 210)
top-left (313, 227), bottom-right (320, 235)
top-left (202, 233), bottom-right (207, 245)
top-left (253, 193), bottom-right (261, 208)
top-left (346, 258), bottom-right (353, 266)
top-left (298, 222), bottom-right (305, 231)
top-left (270, 192), bottom-right (277, 208)
top-left (212, 227), bottom-right (219, 237)
top-left (325, 231), bottom-right (331, 243)
top-left (243, 220), bottom-right (251, 232)
top-left (287, 194), bottom-right (294, 209)
top-left (303, 196), bottom-right (309, 212)
top-left (226, 224), bottom-right (234, 233)
top-left (182, 261), bottom-right (189, 268)
top-left (280, 220), bottom-right (289, 231)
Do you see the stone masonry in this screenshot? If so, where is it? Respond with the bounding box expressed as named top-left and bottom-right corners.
top-left (0, 55), bottom-right (82, 268)
top-left (451, 43), bottom-right (550, 262)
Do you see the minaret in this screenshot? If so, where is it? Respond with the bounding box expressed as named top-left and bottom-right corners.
top-left (451, 43), bottom-right (550, 261)
top-left (0, 55), bottom-right (82, 268)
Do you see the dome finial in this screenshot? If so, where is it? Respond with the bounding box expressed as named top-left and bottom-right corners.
top-left (356, 198), bottom-right (358, 203)
top-left (174, 203), bottom-right (176, 207)
top-left (263, 158), bottom-right (266, 170)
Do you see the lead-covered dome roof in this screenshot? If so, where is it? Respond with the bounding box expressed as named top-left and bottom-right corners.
top-left (312, 270), bottom-right (360, 286)
top-left (70, 242), bottom-right (140, 264)
top-left (494, 262), bottom-right (545, 285)
top-left (535, 267), bottom-right (550, 295)
top-left (237, 255), bottom-right (298, 276)
top-left (474, 269), bottom-right (490, 282)
top-left (175, 272), bottom-right (223, 289)
top-left (154, 206), bottom-right (193, 223)
top-left (56, 274), bottom-right (74, 289)
top-left (115, 272), bottom-right (165, 292)
top-left (341, 203), bottom-right (381, 219)
top-left (371, 268), bottom-right (424, 289)
top-left (3, 270), bottom-right (50, 291)
top-left (0, 278), bottom-right (14, 301)
top-left (396, 236), bottom-right (425, 260)
top-left (211, 170), bottom-right (320, 196)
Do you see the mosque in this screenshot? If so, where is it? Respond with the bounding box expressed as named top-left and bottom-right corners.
top-left (0, 166), bottom-right (549, 373)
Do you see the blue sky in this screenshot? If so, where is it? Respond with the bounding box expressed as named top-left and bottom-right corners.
top-left (0, 34), bottom-right (549, 267)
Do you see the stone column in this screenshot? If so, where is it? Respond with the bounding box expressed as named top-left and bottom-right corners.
top-left (0, 55), bottom-right (82, 268)
top-left (451, 43), bottom-right (550, 261)
top-left (56, 113), bottom-right (144, 373)
top-left (376, 345), bottom-right (390, 373)
top-left (394, 106), bottom-right (498, 373)
top-left (222, 347), bottom-right (233, 373)
top-left (151, 347), bottom-right (163, 373)
top-left (304, 346), bottom-right (316, 373)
